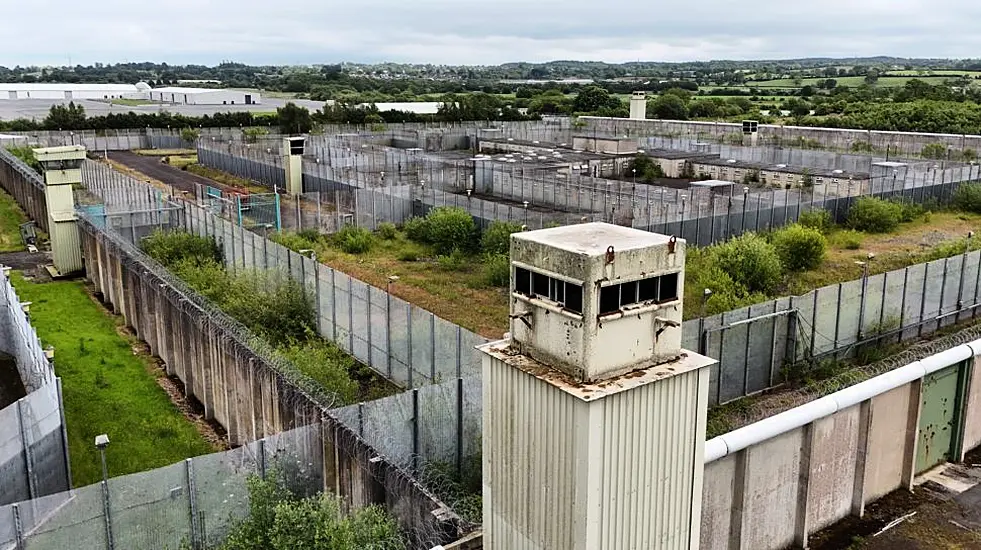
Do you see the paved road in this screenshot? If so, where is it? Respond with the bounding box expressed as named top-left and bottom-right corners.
top-left (109, 151), bottom-right (235, 197)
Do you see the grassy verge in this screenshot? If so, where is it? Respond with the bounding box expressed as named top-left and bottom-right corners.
top-left (10, 273), bottom-right (216, 486)
top-left (109, 98), bottom-right (158, 106)
top-left (0, 190), bottom-right (27, 252)
top-left (134, 149), bottom-right (196, 157)
top-left (182, 162), bottom-right (270, 193)
top-left (275, 229), bottom-right (510, 339)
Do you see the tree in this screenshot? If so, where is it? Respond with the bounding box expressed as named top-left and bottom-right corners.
top-left (43, 101), bottom-right (86, 130)
top-left (647, 94), bottom-right (689, 120)
top-left (784, 98), bottom-right (811, 123)
top-left (572, 85), bottom-right (620, 113)
top-left (864, 69), bottom-right (880, 85)
top-left (277, 102), bottom-right (313, 134)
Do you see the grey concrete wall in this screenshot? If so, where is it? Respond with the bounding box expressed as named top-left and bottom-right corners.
top-left (77, 220), bottom-right (470, 546)
top-left (583, 117), bottom-right (981, 158)
top-left (699, 348), bottom-right (981, 550)
top-left (0, 382), bottom-right (71, 507)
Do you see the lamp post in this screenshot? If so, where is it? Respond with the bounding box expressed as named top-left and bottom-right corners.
top-left (96, 433), bottom-right (114, 550)
top-left (856, 252), bottom-right (875, 340)
top-left (699, 288), bottom-right (712, 355)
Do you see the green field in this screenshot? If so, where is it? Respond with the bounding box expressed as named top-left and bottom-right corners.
top-left (747, 76), bottom-right (963, 88)
top-left (0, 190), bottom-right (27, 252)
top-left (109, 98), bottom-right (158, 106)
top-left (11, 273), bottom-right (216, 486)
top-left (885, 70), bottom-right (981, 77)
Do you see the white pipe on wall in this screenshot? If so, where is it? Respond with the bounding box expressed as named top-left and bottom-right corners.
top-left (705, 340), bottom-right (978, 463)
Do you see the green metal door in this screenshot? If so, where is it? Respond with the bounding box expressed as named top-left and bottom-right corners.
top-left (916, 363), bottom-right (968, 473)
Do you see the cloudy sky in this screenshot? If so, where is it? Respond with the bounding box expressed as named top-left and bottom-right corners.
top-left (2, 0), bottom-right (979, 67)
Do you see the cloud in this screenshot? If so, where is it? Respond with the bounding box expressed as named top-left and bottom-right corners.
top-left (1, 0), bottom-right (980, 66)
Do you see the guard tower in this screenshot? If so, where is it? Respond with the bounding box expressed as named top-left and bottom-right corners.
top-left (478, 222), bottom-right (716, 550)
top-left (629, 91), bottom-right (647, 120)
top-left (33, 145), bottom-right (85, 276)
top-left (282, 136), bottom-right (305, 195)
top-left (742, 119), bottom-right (759, 147)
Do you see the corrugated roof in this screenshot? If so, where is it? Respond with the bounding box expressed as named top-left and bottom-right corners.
top-left (0, 83), bottom-right (138, 92)
top-left (150, 87), bottom-right (234, 94)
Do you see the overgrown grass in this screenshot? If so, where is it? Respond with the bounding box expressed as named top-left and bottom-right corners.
top-left (10, 273), bottom-right (215, 486)
top-left (184, 163), bottom-right (269, 193)
top-left (0, 190), bottom-right (28, 252)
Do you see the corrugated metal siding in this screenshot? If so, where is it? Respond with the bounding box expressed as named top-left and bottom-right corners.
top-left (484, 353), bottom-right (708, 550)
top-left (51, 222), bottom-right (83, 274)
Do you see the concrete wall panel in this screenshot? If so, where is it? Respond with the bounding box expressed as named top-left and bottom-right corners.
top-left (864, 384), bottom-right (913, 501)
top-left (741, 428), bottom-right (803, 550)
top-left (961, 357), bottom-right (981, 457)
top-left (699, 454), bottom-right (735, 550)
top-left (807, 406), bottom-right (861, 533)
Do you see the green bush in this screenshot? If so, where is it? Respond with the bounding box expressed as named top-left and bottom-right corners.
top-left (269, 231), bottom-right (319, 253)
top-left (396, 243), bottom-right (423, 262)
top-left (296, 229), bottom-right (322, 243)
top-left (481, 253), bottom-right (510, 287)
top-left (481, 221), bottom-right (523, 255)
top-left (921, 142), bottom-right (949, 160)
top-left (712, 233), bottom-right (783, 293)
top-left (771, 224), bottom-right (827, 271)
top-left (686, 262), bottom-right (768, 317)
top-left (334, 225), bottom-right (374, 254)
top-left (834, 229), bottom-right (864, 250)
top-left (401, 217), bottom-right (430, 243)
top-left (221, 270), bottom-right (316, 346)
top-left (142, 230), bottom-right (222, 268)
top-left (426, 207), bottom-right (476, 255)
top-left (276, 340), bottom-right (358, 405)
top-left (954, 183), bottom-right (981, 214)
top-left (846, 197), bottom-right (902, 233)
top-left (889, 198), bottom-right (927, 222)
top-left (436, 249), bottom-right (468, 272)
top-left (376, 222), bottom-right (398, 240)
top-left (220, 473), bottom-right (405, 550)
top-left (797, 209), bottom-right (833, 234)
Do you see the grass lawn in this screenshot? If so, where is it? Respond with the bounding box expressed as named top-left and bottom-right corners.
top-left (10, 273), bottom-right (216, 486)
top-left (748, 76), bottom-right (960, 88)
top-left (183, 163), bottom-right (269, 193)
top-left (282, 231), bottom-right (510, 339)
top-left (0, 190), bottom-right (27, 252)
top-left (110, 98), bottom-right (158, 106)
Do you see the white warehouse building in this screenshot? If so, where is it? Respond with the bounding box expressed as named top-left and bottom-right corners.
top-left (147, 87), bottom-right (260, 106)
top-left (0, 83), bottom-right (139, 100)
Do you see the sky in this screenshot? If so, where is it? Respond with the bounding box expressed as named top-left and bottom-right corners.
top-left (2, 0), bottom-right (981, 67)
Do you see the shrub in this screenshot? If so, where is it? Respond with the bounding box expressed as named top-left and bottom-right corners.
top-left (797, 209), bottom-right (833, 234)
top-left (376, 222), bottom-right (398, 240)
top-left (954, 183), bottom-right (981, 214)
top-left (833, 229), bottom-right (864, 250)
top-left (921, 142), bottom-right (949, 160)
top-left (889, 198), bottom-right (927, 223)
top-left (142, 230), bottom-right (222, 268)
top-left (276, 340), bottom-right (358, 405)
top-left (296, 228), bottom-right (322, 243)
top-left (712, 233), bottom-right (783, 293)
top-left (686, 261), bottom-right (767, 317)
top-left (436, 249), bottom-right (468, 272)
top-left (220, 473), bottom-right (405, 550)
top-left (426, 207), bottom-right (476, 255)
top-left (481, 221), bottom-right (524, 255)
top-left (221, 270), bottom-right (316, 346)
top-left (396, 244), bottom-right (423, 262)
top-left (402, 217), bottom-right (430, 243)
top-left (334, 225), bottom-right (374, 254)
top-left (846, 197), bottom-right (902, 233)
top-left (269, 231), bottom-right (318, 253)
top-left (481, 253), bottom-right (510, 287)
top-left (771, 224), bottom-right (827, 271)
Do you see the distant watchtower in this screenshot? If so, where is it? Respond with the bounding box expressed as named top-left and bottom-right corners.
top-left (33, 145), bottom-right (85, 276)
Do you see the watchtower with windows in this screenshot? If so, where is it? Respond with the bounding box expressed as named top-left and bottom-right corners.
top-left (509, 222), bottom-right (685, 382)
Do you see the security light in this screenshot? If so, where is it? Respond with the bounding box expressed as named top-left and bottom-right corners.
top-left (95, 434), bottom-right (109, 450)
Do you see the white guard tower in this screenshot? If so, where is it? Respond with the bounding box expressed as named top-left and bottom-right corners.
top-left (629, 91), bottom-right (648, 120)
top-left (282, 136), bottom-right (305, 196)
top-left (478, 222), bottom-right (716, 550)
top-left (34, 145), bottom-right (85, 276)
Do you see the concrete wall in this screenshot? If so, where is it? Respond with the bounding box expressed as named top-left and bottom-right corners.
top-left (699, 347), bottom-right (981, 550)
top-left (582, 117), bottom-right (981, 158)
top-left (76, 219), bottom-right (471, 546)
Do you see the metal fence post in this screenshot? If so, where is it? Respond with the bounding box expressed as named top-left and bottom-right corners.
top-left (456, 377), bottom-right (464, 477)
top-left (101, 476), bottom-right (114, 550)
top-left (12, 503), bottom-right (23, 550)
top-left (348, 277), bottom-right (354, 353)
top-left (16, 399), bottom-right (36, 500)
top-left (258, 438), bottom-right (267, 480)
top-left (412, 388), bottom-right (420, 475)
top-left (56, 378), bottom-right (73, 489)
top-left (407, 304), bottom-right (413, 388)
top-left (185, 458), bottom-right (200, 550)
